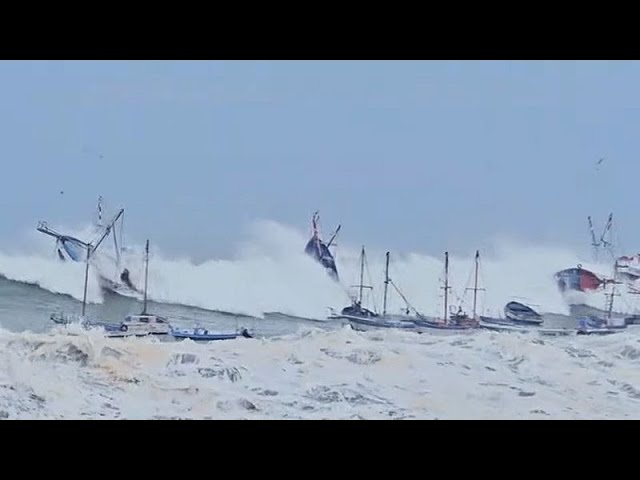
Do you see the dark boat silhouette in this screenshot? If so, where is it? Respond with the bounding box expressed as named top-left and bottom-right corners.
top-left (304, 211), bottom-right (340, 281)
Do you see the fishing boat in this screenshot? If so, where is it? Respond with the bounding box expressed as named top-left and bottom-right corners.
top-left (105, 239), bottom-right (171, 337)
top-left (170, 326), bottom-right (253, 341)
top-left (555, 266), bottom-right (607, 294)
top-left (38, 196), bottom-right (141, 296)
top-left (330, 248), bottom-right (417, 331)
top-left (52, 239), bottom-right (172, 337)
top-left (553, 215), bottom-right (613, 294)
top-left (575, 317), bottom-right (624, 335)
top-left (304, 211), bottom-right (340, 281)
top-left (412, 251), bottom-right (480, 332)
top-left (48, 222), bottom-right (124, 331)
top-left (575, 267), bottom-right (627, 335)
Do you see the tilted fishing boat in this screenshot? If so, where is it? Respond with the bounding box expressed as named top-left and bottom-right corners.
top-left (50, 239), bottom-right (172, 337)
top-left (304, 211), bottom-right (340, 281)
top-left (37, 196), bottom-right (141, 297)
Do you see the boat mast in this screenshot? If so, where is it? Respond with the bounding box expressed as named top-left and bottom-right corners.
top-left (142, 239), bottom-right (149, 315)
top-left (358, 246), bottom-right (365, 304)
top-left (605, 260), bottom-right (621, 323)
top-left (588, 215), bottom-right (599, 261)
top-left (383, 251), bottom-right (390, 316)
top-left (112, 217), bottom-right (121, 267)
top-left (81, 247), bottom-right (92, 317)
top-left (442, 251), bottom-right (450, 322)
top-left (472, 250), bottom-right (479, 319)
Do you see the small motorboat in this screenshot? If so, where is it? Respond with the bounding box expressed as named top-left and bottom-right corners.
top-left (170, 326), bottom-right (253, 341)
top-left (575, 316), bottom-right (626, 335)
top-left (104, 313), bottom-right (172, 337)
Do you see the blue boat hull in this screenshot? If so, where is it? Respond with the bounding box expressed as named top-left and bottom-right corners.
top-left (170, 328), bottom-right (253, 341)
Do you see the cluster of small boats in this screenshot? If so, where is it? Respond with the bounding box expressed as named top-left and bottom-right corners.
top-left (38, 197), bottom-right (253, 342)
top-left (307, 213), bottom-right (634, 338)
top-left (38, 204), bottom-right (639, 342)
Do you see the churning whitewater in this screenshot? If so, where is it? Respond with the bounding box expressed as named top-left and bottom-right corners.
top-left (2, 325), bottom-right (640, 419)
top-left (1, 219), bottom-right (638, 419)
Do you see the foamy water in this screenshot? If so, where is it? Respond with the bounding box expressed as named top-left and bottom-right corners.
top-left (1, 325), bottom-right (640, 419)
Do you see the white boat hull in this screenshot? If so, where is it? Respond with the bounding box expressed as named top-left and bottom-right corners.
top-left (342, 315), bottom-right (417, 332)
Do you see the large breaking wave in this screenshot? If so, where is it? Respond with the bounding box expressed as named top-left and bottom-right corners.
top-left (0, 220), bottom-right (630, 318)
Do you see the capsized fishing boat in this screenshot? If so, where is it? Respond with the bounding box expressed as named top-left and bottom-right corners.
top-left (329, 248), bottom-right (417, 331)
top-left (304, 211), bottom-right (340, 281)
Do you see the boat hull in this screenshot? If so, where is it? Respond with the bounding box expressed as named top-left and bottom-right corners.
top-left (479, 317), bottom-right (573, 336)
top-left (555, 267), bottom-right (605, 293)
top-left (341, 315), bottom-right (417, 332)
top-left (411, 317), bottom-right (479, 333)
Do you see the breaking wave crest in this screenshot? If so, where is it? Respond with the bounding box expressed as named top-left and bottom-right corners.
top-left (0, 220), bottom-right (623, 318)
